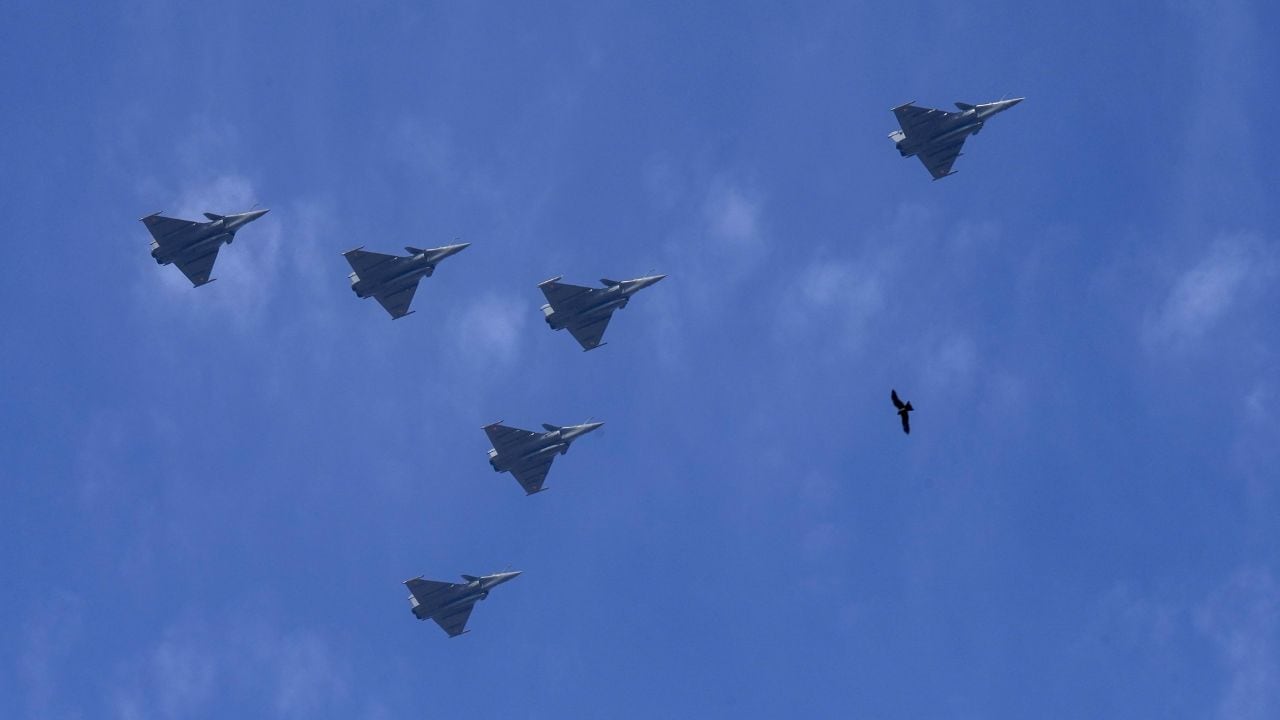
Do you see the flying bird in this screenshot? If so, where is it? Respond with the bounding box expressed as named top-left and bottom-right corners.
top-left (891, 389), bottom-right (914, 434)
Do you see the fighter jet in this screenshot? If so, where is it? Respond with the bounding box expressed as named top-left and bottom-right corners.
top-left (891, 389), bottom-right (914, 434)
top-left (343, 242), bottom-right (469, 319)
top-left (888, 98), bottom-right (1023, 180)
top-left (538, 274), bottom-right (665, 350)
top-left (141, 208), bottom-right (269, 287)
top-left (484, 420), bottom-right (604, 494)
top-left (404, 571), bottom-right (521, 637)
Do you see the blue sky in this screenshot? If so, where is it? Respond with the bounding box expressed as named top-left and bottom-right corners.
top-left (2, 1), bottom-right (1278, 718)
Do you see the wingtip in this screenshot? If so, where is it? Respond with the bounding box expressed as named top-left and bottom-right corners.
top-left (537, 275), bottom-right (564, 287)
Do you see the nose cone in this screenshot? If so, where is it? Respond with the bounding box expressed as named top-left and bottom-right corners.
top-left (424, 242), bottom-right (470, 263)
top-left (990, 97), bottom-right (1023, 113)
top-left (492, 570), bottom-right (521, 586)
top-left (564, 420), bottom-right (604, 441)
top-left (638, 274), bottom-right (666, 288)
top-left (232, 208), bottom-right (269, 226)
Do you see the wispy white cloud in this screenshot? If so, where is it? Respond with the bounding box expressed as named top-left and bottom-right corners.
top-left (447, 291), bottom-right (529, 370)
top-left (641, 154), bottom-right (685, 214)
top-left (250, 628), bottom-right (350, 718)
top-left (774, 256), bottom-right (887, 351)
top-left (1093, 582), bottom-right (1180, 650)
top-left (388, 118), bottom-right (505, 209)
top-left (646, 172), bottom-right (773, 368)
top-left (919, 333), bottom-right (978, 397)
top-left (1243, 383), bottom-right (1272, 425)
top-left (1231, 380), bottom-right (1280, 513)
top-left (18, 593), bottom-right (84, 720)
top-left (770, 202), bottom-right (935, 352)
top-left (1197, 567), bottom-right (1280, 720)
top-left (1171, 0), bottom-right (1264, 224)
top-left (704, 180), bottom-right (764, 253)
top-left (148, 621), bottom-right (218, 718)
top-left (1144, 235), bottom-right (1275, 350)
top-left (662, 175), bottom-right (770, 291)
top-left (109, 614), bottom-right (351, 720)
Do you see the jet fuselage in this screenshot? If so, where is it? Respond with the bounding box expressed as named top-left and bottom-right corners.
top-left (348, 243), bottom-right (469, 297)
top-left (149, 210), bottom-right (268, 265)
top-left (408, 571), bottom-right (521, 621)
top-left (488, 434), bottom-right (566, 472)
top-left (895, 111), bottom-right (982, 157)
top-left (893, 99), bottom-right (1022, 158)
top-left (541, 275), bottom-right (665, 330)
top-left (351, 254), bottom-right (433, 298)
top-left (544, 285), bottom-right (628, 329)
top-left (486, 423), bottom-right (602, 472)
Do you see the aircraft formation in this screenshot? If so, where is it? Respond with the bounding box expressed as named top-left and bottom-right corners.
top-left (139, 97), bottom-right (1019, 636)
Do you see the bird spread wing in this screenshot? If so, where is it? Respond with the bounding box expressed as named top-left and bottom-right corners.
top-left (891, 389), bottom-right (905, 409)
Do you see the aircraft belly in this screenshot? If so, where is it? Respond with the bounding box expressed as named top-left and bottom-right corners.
top-left (385, 266), bottom-right (427, 286)
top-left (171, 234), bottom-right (229, 261)
top-left (931, 123), bottom-right (976, 145)
top-left (520, 444), bottom-right (561, 463)
top-left (431, 593), bottom-right (481, 616)
top-left (371, 276), bottom-right (416, 298)
top-left (574, 308), bottom-right (611, 327)
top-left (591, 297), bottom-right (625, 313)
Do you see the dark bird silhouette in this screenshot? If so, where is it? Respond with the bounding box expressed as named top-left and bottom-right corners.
top-left (891, 389), bottom-right (913, 434)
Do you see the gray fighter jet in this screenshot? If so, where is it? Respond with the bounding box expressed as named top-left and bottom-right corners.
top-left (141, 209), bottom-right (269, 287)
top-left (404, 571), bottom-right (521, 637)
top-left (343, 242), bottom-right (470, 319)
top-left (888, 98), bottom-right (1023, 180)
top-left (484, 420), bottom-right (604, 494)
top-left (538, 274), bottom-right (665, 350)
